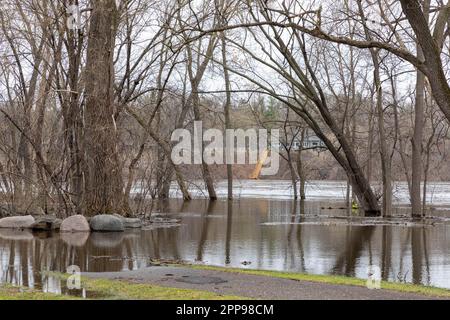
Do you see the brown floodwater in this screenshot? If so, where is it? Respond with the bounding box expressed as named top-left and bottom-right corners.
top-left (1, 198), bottom-right (450, 293)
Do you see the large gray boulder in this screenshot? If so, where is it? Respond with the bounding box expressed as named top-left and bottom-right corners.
top-left (0, 215), bottom-right (35, 229)
top-left (113, 214), bottom-right (142, 229)
top-left (90, 215), bottom-right (124, 232)
top-left (31, 216), bottom-right (62, 231)
top-left (60, 215), bottom-right (90, 233)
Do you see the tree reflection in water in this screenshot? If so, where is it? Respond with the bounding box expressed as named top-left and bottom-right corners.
top-left (0, 199), bottom-right (444, 289)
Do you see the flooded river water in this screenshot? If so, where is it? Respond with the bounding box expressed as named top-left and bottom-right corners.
top-left (1, 180), bottom-right (450, 293)
top-left (0, 181), bottom-right (450, 292)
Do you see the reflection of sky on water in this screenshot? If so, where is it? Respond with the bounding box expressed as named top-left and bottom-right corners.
top-left (1, 198), bottom-right (450, 290)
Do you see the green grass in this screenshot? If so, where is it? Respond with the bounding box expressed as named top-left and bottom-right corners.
top-left (0, 284), bottom-right (74, 300)
top-left (35, 272), bottom-right (245, 300)
top-left (186, 265), bottom-right (450, 298)
top-left (4, 266), bottom-right (449, 300)
top-left (73, 277), bottom-right (244, 300)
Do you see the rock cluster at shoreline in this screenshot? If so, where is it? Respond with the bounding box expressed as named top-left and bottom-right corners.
top-left (0, 214), bottom-right (145, 233)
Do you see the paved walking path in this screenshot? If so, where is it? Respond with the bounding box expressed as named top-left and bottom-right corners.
top-left (83, 266), bottom-right (445, 300)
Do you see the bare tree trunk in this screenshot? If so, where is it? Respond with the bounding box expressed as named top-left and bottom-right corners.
top-left (287, 153), bottom-right (298, 200)
top-left (358, 0), bottom-right (392, 216)
top-left (192, 93), bottom-right (217, 200)
top-left (422, 119), bottom-right (438, 215)
top-left (222, 31), bottom-right (233, 200)
top-left (301, 115), bottom-right (380, 215)
top-left (411, 0), bottom-right (430, 218)
top-left (83, 0), bottom-right (128, 216)
top-left (182, 21), bottom-right (218, 200)
top-left (154, 110), bottom-right (171, 199)
top-left (422, 150), bottom-right (430, 216)
top-left (366, 108), bottom-right (374, 183)
top-left (399, 0), bottom-right (450, 124)
top-left (374, 74), bottom-right (392, 217)
top-left (64, 26), bottom-right (85, 215)
top-left (157, 163), bottom-right (172, 199)
top-left (390, 76), bottom-right (412, 197)
top-left (412, 59), bottom-right (425, 218)
top-left (297, 129), bottom-right (306, 200)
top-left (123, 138), bottom-right (146, 217)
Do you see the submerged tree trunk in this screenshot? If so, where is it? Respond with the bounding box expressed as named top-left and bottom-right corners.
top-left (83, 0), bottom-right (128, 216)
top-left (357, 0), bottom-right (392, 217)
top-left (299, 114), bottom-right (380, 215)
top-left (375, 71), bottom-right (392, 217)
top-left (287, 153), bottom-right (298, 200)
top-left (192, 93), bottom-right (217, 201)
top-left (158, 165), bottom-right (173, 199)
top-left (411, 1), bottom-right (430, 218)
top-left (222, 31), bottom-right (233, 200)
top-left (297, 129), bottom-right (306, 200)
top-left (412, 59), bottom-right (425, 218)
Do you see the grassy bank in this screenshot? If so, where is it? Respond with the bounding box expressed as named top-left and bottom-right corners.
top-left (0, 284), bottom-right (72, 300)
top-left (0, 275), bottom-right (244, 300)
top-left (70, 277), bottom-right (244, 300)
top-left (187, 264), bottom-right (450, 298)
top-left (2, 266), bottom-right (449, 300)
